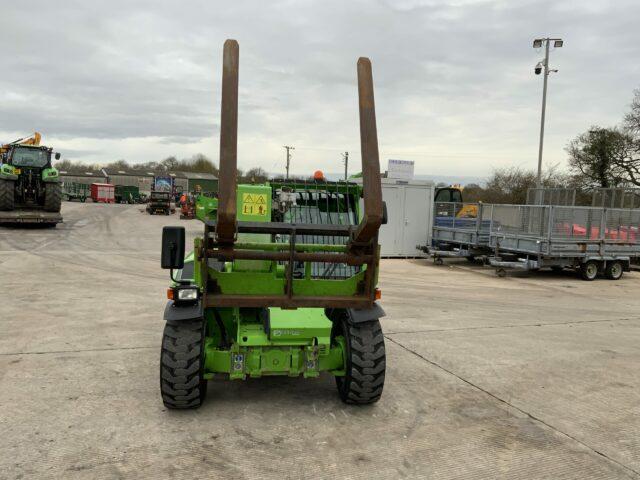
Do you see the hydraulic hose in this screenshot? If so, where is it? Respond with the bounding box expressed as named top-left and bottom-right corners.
top-left (213, 309), bottom-right (230, 348)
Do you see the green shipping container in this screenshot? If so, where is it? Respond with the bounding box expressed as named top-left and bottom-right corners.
top-left (188, 178), bottom-right (218, 193)
top-left (115, 185), bottom-right (140, 204)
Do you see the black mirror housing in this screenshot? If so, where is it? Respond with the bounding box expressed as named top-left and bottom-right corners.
top-left (55, 152), bottom-right (61, 160)
top-left (161, 226), bottom-right (185, 269)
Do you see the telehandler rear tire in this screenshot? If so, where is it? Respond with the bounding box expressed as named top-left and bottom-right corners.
top-left (43, 183), bottom-right (62, 212)
top-left (332, 315), bottom-right (386, 405)
top-left (160, 320), bottom-right (207, 409)
top-left (0, 179), bottom-right (14, 211)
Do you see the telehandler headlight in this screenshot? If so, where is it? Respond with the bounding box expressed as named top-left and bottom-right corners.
top-left (176, 287), bottom-right (199, 301)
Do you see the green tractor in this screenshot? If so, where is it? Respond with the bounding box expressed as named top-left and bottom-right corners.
top-left (158, 40), bottom-right (386, 408)
top-left (0, 137), bottom-right (63, 225)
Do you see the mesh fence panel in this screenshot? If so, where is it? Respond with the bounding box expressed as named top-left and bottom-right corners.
top-left (603, 208), bottom-right (640, 243)
top-left (490, 205), bottom-right (549, 237)
top-left (550, 207), bottom-right (603, 240)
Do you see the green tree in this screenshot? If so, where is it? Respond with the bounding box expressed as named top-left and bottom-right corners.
top-left (566, 127), bottom-right (632, 188)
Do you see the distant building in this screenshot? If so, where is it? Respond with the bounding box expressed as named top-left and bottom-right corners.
top-left (176, 171), bottom-right (218, 193)
top-left (101, 168), bottom-right (155, 195)
top-left (59, 170), bottom-right (108, 186)
top-left (168, 172), bottom-right (189, 194)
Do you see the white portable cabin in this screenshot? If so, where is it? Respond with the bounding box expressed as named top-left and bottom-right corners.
top-left (357, 178), bottom-right (434, 258)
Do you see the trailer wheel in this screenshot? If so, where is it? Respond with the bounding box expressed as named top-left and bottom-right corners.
top-left (580, 261), bottom-right (599, 281)
top-left (43, 183), bottom-right (62, 212)
top-left (160, 320), bottom-right (207, 409)
top-left (0, 179), bottom-right (14, 211)
top-left (332, 315), bottom-right (385, 405)
top-left (496, 267), bottom-right (507, 277)
top-left (434, 257), bottom-right (444, 265)
top-left (604, 261), bottom-right (623, 280)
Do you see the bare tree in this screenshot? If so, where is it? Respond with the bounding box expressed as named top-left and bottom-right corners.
top-left (624, 88), bottom-right (640, 135)
top-left (242, 167), bottom-right (268, 183)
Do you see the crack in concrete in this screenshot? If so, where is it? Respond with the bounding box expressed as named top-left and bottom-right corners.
top-left (0, 345), bottom-right (156, 356)
top-left (384, 315), bottom-right (640, 335)
top-left (385, 335), bottom-right (640, 479)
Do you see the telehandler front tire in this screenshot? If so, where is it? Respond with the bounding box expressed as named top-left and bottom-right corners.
top-left (43, 182), bottom-right (62, 212)
top-left (160, 320), bottom-right (207, 409)
top-left (332, 315), bottom-right (386, 405)
top-left (0, 179), bottom-right (14, 211)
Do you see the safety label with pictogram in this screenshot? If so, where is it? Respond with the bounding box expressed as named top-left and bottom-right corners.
top-left (242, 193), bottom-right (268, 216)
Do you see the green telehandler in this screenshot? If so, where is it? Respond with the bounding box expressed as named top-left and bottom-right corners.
top-left (0, 133), bottom-right (63, 225)
top-left (158, 40), bottom-right (387, 409)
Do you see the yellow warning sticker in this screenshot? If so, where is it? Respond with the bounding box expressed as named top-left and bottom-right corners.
top-left (242, 193), bottom-right (268, 216)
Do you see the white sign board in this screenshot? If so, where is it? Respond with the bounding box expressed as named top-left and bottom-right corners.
top-left (387, 159), bottom-right (414, 180)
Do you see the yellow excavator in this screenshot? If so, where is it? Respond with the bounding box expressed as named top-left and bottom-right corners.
top-left (0, 132), bottom-right (42, 154)
top-left (434, 185), bottom-right (478, 218)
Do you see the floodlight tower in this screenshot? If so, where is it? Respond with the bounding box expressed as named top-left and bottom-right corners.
top-left (533, 37), bottom-right (563, 191)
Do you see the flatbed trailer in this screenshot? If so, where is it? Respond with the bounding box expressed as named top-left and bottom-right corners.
top-left (420, 202), bottom-right (492, 263)
top-left (422, 202), bottom-right (640, 280)
top-left (0, 209), bottom-right (62, 226)
top-left (487, 204), bottom-right (640, 280)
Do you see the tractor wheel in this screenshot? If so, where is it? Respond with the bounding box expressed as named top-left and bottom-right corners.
top-left (604, 260), bottom-right (624, 280)
top-left (43, 183), bottom-right (62, 212)
top-left (332, 315), bottom-right (385, 405)
top-left (160, 320), bottom-right (207, 409)
top-left (0, 179), bottom-right (14, 211)
top-left (580, 261), bottom-right (599, 281)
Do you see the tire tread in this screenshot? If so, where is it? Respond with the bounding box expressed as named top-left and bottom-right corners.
top-left (160, 320), bottom-right (206, 409)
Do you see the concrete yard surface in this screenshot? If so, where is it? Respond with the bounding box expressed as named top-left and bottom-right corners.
top-left (1, 202), bottom-right (639, 479)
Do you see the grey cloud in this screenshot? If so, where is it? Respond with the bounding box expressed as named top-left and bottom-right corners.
top-left (1, 0), bottom-right (639, 175)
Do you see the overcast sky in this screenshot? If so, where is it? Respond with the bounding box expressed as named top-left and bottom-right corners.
top-left (1, 0), bottom-right (639, 178)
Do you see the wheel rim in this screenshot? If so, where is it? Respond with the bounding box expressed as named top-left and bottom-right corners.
top-left (586, 263), bottom-right (597, 278)
top-left (611, 263), bottom-right (622, 278)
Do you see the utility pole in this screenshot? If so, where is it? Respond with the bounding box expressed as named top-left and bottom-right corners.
top-left (533, 37), bottom-right (563, 192)
top-left (283, 145), bottom-right (294, 179)
top-left (342, 151), bottom-right (349, 181)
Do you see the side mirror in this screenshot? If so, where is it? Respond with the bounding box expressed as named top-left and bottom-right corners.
top-left (381, 201), bottom-right (388, 225)
top-left (55, 152), bottom-right (61, 160)
top-left (161, 226), bottom-right (185, 269)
